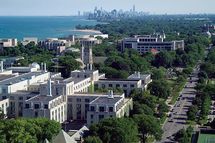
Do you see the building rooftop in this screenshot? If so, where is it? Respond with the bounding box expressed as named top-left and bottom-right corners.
top-left (98, 78), bottom-right (140, 82)
top-left (90, 96), bottom-right (122, 105)
top-left (0, 74), bottom-right (16, 81)
top-left (26, 95), bottom-right (56, 102)
top-left (128, 73), bottom-right (150, 80)
top-left (0, 71), bottom-right (47, 85)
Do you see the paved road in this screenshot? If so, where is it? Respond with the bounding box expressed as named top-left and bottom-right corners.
top-left (158, 67), bottom-right (200, 143)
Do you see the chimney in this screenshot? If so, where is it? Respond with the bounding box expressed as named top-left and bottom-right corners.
top-left (0, 61), bottom-right (3, 72)
top-left (44, 63), bottom-right (47, 72)
top-left (137, 72), bottom-right (140, 78)
top-left (47, 76), bottom-right (52, 96)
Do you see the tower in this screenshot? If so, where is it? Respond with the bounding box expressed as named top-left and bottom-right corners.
top-left (80, 39), bottom-right (94, 70)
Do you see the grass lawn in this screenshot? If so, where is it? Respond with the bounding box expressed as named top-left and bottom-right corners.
top-left (169, 80), bottom-right (186, 104)
top-left (197, 133), bottom-right (215, 143)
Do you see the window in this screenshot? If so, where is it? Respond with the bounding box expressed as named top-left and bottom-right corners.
top-left (76, 98), bottom-right (81, 102)
top-left (85, 104), bottom-right (89, 111)
top-left (116, 84), bottom-right (120, 88)
top-left (19, 97), bottom-right (23, 100)
top-left (99, 115), bottom-right (104, 120)
top-left (109, 107), bottom-right (113, 112)
top-left (91, 114), bottom-right (94, 119)
top-left (99, 106), bottom-right (105, 112)
top-left (35, 111), bottom-right (38, 117)
top-left (2, 96), bottom-right (7, 100)
top-left (2, 89), bottom-right (6, 94)
top-left (25, 104), bottom-right (30, 109)
top-left (130, 84), bottom-right (135, 88)
top-left (123, 84), bottom-right (127, 87)
top-left (44, 104), bottom-right (48, 109)
top-left (108, 84), bottom-right (112, 88)
top-left (34, 104), bottom-right (39, 109)
top-left (102, 84), bottom-right (105, 88)
top-left (90, 106), bottom-right (95, 111)
top-left (68, 98), bottom-right (73, 102)
top-left (85, 99), bottom-right (90, 103)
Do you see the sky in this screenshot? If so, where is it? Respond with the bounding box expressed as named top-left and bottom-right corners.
top-left (0, 0), bottom-right (214, 16)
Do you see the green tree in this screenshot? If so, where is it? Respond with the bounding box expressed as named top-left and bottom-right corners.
top-left (148, 80), bottom-right (171, 99)
top-left (133, 114), bottom-right (163, 142)
top-left (187, 105), bottom-right (198, 121)
top-left (88, 118), bottom-right (139, 143)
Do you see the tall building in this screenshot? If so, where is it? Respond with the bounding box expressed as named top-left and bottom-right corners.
top-left (80, 38), bottom-right (96, 69)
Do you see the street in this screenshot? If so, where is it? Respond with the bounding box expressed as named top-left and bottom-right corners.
top-left (158, 67), bottom-right (200, 143)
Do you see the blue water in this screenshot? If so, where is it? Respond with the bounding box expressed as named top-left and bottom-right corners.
top-left (0, 16), bottom-right (100, 40)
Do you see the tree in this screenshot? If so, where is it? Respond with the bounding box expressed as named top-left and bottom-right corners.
top-left (153, 51), bottom-right (174, 68)
top-left (88, 118), bottom-right (139, 143)
top-left (133, 114), bottom-right (163, 142)
top-left (187, 105), bottom-right (198, 121)
top-left (148, 80), bottom-right (171, 99)
top-left (84, 136), bottom-right (102, 143)
top-left (151, 68), bottom-right (165, 80)
top-left (174, 126), bottom-right (193, 143)
top-left (0, 118), bottom-right (61, 143)
top-left (59, 56), bottom-right (81, 78)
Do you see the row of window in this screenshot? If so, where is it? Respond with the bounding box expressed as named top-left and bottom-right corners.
top-left (101, 84), bottom-right (135, 88)
top-left (25, 103), bottom-right (48, 109)
top-left (90, 106), bottom-right (114, 112)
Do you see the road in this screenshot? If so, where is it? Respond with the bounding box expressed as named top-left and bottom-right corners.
top-left (158, 67), bottom-right (200, 143)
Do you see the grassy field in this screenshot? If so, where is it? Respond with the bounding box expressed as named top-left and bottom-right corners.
top-left (197, 133), bottom-right (215, 143)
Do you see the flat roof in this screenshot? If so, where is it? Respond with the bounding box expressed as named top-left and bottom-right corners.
top-left (98, 79), bottom-right (140, 82)
top-left (71, 70), bottom-right (98, 74)
top-left (27, 95), bottom-right (57, 102)
top-left (0, 72), bottom-right (47, 85)
top-left (0, 74), bottom-right (16, 81)
top-left (128, 74), bottom-right (150, 79)
top-left (90, 96), bottom-right (122, 105)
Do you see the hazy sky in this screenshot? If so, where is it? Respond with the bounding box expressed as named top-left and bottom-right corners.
top-left (0, 0), bottom-right (214, 16)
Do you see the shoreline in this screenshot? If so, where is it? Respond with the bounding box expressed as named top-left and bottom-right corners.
top-left (71, 29), bottom-right (102, 34)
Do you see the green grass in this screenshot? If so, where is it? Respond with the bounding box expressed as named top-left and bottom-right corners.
top-left (197, 133), bottom-right (215, 143)
top-left (170, 81), bottom-right (186, 104)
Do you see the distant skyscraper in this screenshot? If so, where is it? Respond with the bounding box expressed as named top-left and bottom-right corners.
top-left (133, 5), bottom-right (136, 12)
top-left (78, 11), bottom-right (81, 16)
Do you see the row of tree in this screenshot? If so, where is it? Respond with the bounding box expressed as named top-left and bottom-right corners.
top-left (0, 118), bottom-right (61, 143)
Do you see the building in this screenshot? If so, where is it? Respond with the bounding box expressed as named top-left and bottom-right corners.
top-left (7, 62), bottom-right (40, 73)
top-left (0, 39), bottom-right (18, 53)
top-left (23, 94), bottom-right (67, 123)
top-left (0, 39), bottom-right (17, 48)
top-left (38, 38), bottom-right (67, 54)
top-left (0, 98), bottom-right (9, 118)
top-left (22, 37), bottom-right (38, 46)
top-left (86, 91), bottom-right (132, 125)
top-left (67, 91), bottom-right (133, 126)
top-left (121, 35), bottom-right (184, 54)
top-left (0, 56), bottom-right (24, 68)
top-left (95, 72), bottom-right (152, 96)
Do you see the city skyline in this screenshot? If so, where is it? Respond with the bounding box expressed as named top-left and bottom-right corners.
top-left (0, 0), bottom-right (214, 16)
